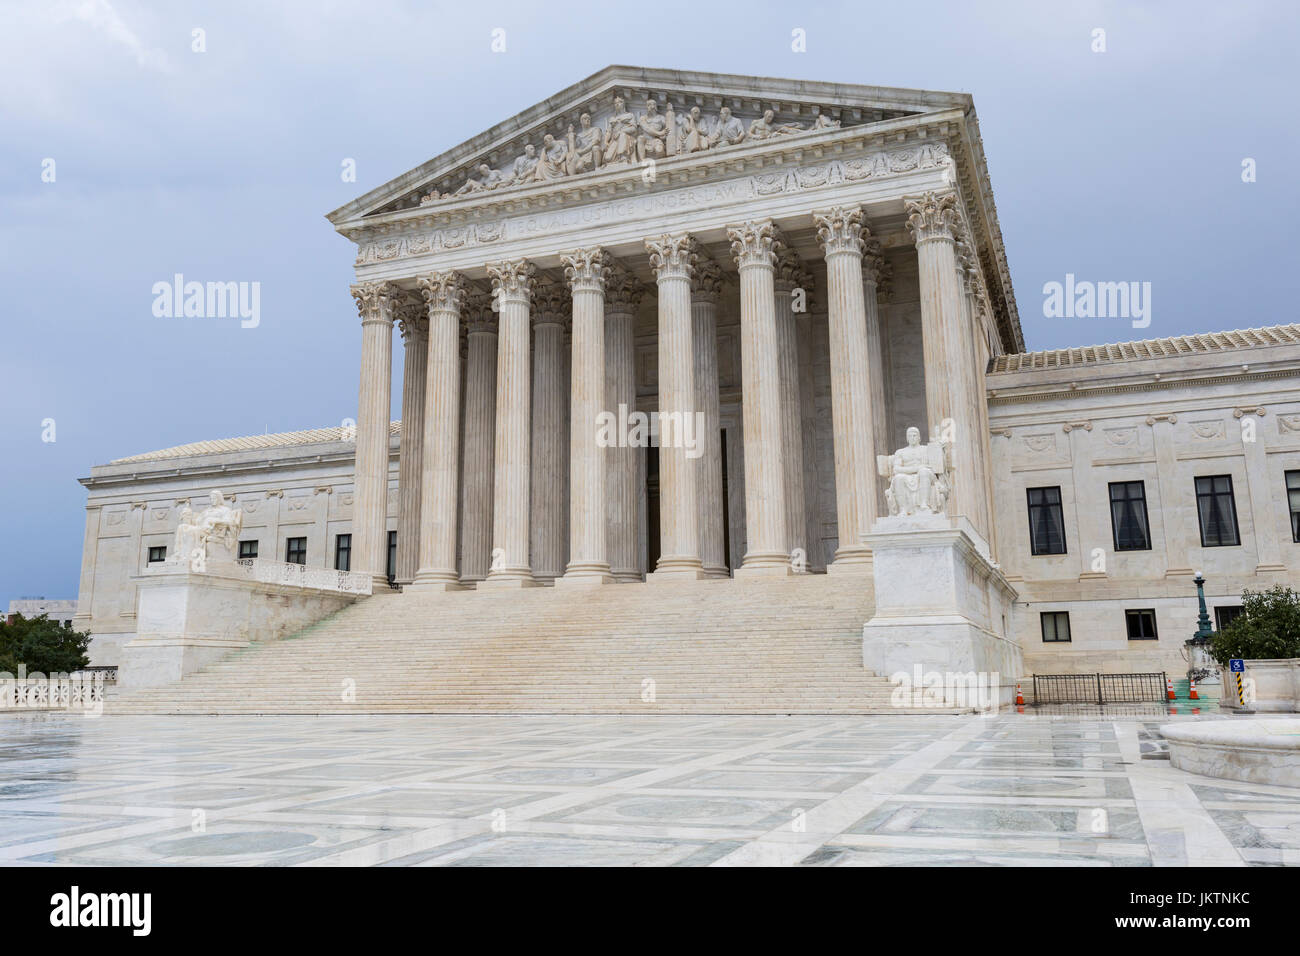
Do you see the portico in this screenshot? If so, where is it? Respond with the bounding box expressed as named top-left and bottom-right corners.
top-left (333, 67), bottom-right (1018, 592)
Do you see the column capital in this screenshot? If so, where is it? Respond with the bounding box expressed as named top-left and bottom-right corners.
top-left (812, 206), bottom-right (866, 257)
top-left (417, 270), bottom-right (467, 316)
top-left (351, 281), bottom-right (402, 325)
top-left (645, 232), bottom-right (697, 281)
top-left (954, 235), bottom-right (982, 296)
top-left (394, 294), bottom-right (429, 341)
top-left (559, 246), bottom-right (609, 294)
top-left (531, 274), bottom-right (570, 329)
top-left (727, 219), bottom-right (783, 270)
top-left (773, 244), bottom-right (804, 292)
top-left (862, 238), bottom-right (890, 288)
top-left (463, 288), bottom-right (498, 335)
top-left (605, 262), bottom-right (646, 312)
top-left (692, 256), bottom-right (725, 305)
top-left (486, 258), bottom-right (536, 305)
top-left (904, 190), bottom-right (962, 245)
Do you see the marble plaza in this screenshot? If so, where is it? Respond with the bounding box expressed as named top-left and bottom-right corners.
top-left (2, 713), bottom-right (1298, 866)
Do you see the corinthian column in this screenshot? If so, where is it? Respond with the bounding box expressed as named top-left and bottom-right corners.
top-left (645, 233), bottom-right (706, 580)
top-left (692, 256), bottom-right (728, 578)
top-left (529, 276), bottom-right (569, 584)
top-left (604, 265), bottom-right (643, 582)
top-left (906, 190), bottom-right (978, 531)
top-left (393, 298), bottom-right (428, 584)
top-left (728, 219), bottom-right (792, 576)
top-left (407, 272), bottom-right (466, 590)
top-left (350, 281), bottom-right (400, 586)
top-left (862, 240), bottom-right (892, 514)
top-left (459, 293), bottom-right (496, 585)
top-left (773, 247), bottom-right (808, 571)
top-left (482, 259), bottom-right (538, 588)
top-left (558, 247), bottom-right (615, 585)
top-left (813, 206), bottom-right (876, 571)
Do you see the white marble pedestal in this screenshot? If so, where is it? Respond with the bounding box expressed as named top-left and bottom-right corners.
top-left (118, 563), bottom-right (359, 690)
top-left (861, 515), bottom-right (1023, 708)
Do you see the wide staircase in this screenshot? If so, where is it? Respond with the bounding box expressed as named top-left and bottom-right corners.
top-left (107, 574), bottom-right (963, 715)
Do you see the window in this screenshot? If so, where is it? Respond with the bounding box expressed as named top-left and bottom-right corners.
top-left (1026, 486), bottom-right (1066, 555)
top-left (335, 534), bottom-right (351, 572)
top-left (1287, 471), bottom-right (1300, 543)
top-left (1040, 611), bottom-right (1071, 643)
top-left (286, 537), bottom-right (307, 565)
top-left (1125, 609), bottom-right (1158, 640)
top-left (1215, 606), bottom-right (1244, 631)
top-left (1195, 475), bottom-right (1240, 547)
top-left (387, 530), bottom-right (398, 583)
top-left (1108, 481), bottom-right (1151, 551)
top-left (238, 540), bottom-right (258, 560)
top-left (147, 545), bottom-right (167, 563)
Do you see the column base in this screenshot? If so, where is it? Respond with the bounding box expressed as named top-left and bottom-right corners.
top-left (407, 570), bottom-right (466, 592)
top-left (648, 556), bottom-right (707, 582)
top-left (827, 545), bottom-right (873, 574)
top-left (479, 569), bottom-right (540, 590)
top-left (736, 551), bottom-right (794, 578)
top-left (611, 569), bottom-right (643, 583)
top-left (458, 576), bottom-right (483, 590)
top-left (703, 564), bottom-right (731, 579)
top-left (369, 574), bottom-right (392, 590)
top-left (557, 562), bottom-right (616, 587)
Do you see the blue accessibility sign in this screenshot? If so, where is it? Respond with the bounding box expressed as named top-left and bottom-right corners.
top-left (1229, 659), bottom-right (1245, 672)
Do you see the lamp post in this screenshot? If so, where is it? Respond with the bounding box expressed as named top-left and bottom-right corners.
top-left (1185, 570), bottom-right (1216, 684)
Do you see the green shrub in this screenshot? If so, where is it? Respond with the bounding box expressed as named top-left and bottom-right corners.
top-left (0, 614), bottom-right (91, 675)
top-left (1209, 585), bottom-right (1300, 665)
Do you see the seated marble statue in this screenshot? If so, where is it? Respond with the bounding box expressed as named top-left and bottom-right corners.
top-left (454, 163), bottom-right (507, 195)
top-left (708, 106), bottom-right (746, 148)
top-left (748, 109), bottom-right (801, 140)
top-left (197, 490), bottom-right (243, 560)
top-left (879, 426), bottom-right (950, 517)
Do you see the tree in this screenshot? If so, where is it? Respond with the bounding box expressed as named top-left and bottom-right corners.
top-left (1210, 585), bottom-right (1300, 665)
top-left (0, 614), bottom-right (91, 675)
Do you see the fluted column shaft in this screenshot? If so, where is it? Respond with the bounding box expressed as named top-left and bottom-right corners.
top-left (730, 220), bottom-right (791, 575)
top-left (483, 260), bottom-right (537, 588)
top-left (559, 248), bottom-right (614, 585)
top-left (814, 207), bottom-right (876, 569)
top-left (529, 281), bottom-right (568, 583)
top-left (350, 282), bottom-right (398, 586)
top-left (604, 276), bottom-right (642, 582)
top-left (862, 247), bottom-right (891, 516)
top-left (394, 309), bottom-right (428, 584)
top-left (645, 234), bottom-right (705, 579)
top-left (409, 273), bottom-right (465, 590)
top-left (774, 263), bottom-right (807, 570)
top-left (460, 312), bottom-right (497, 584)
top-left (692, 260), bottom-right (728, 577)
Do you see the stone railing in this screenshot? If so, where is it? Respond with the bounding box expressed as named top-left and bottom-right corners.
top-left (0, 672), bottom-right (108, 714)
top-left (234, 558), bottom-right (373, 596)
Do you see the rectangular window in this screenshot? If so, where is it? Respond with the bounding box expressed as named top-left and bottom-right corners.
top-left (1287, 471), bottom-right (1300, 543)
top-left (1108, 480), bottom-right (1151, 551)
top-left (1027, 486), bottom-right (1067, 555)
top-left (335, 534), bottom-right (351, 572)
top-left (1195, 475), bottom-right (1240, 547)
top-left (286, 537), bottom-right (307, 565)
top-left (1040, 611), bottom-right (1071, 643)
top-left (147, 545), bottom-right (167, 563)
top-left (387, 530), bottom-right (397, 583)
top-left (1215, 606), bottom-right (1243, 631)
top-left (1125, 609), bottom-right (1158, 640)
top-left (238, 540), bottom-right (258, 560)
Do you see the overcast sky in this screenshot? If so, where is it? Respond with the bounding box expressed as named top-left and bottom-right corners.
top-left (2, 0), bottom-right (1297, 602)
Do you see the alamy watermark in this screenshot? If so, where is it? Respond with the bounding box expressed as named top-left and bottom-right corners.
top-left (152, 274), bottom-right (260, 328)
top-left (596, 404), bottom-right (705, 460)
top-left (1042, 273), bottom-right (1150, 328)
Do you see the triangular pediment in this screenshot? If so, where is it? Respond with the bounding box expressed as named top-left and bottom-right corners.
top-left (326, 66), bottom-right (971, 226)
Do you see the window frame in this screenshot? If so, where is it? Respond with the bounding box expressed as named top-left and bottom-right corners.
top-left (335, 533), bottom-right (352, 572)
top-left (238, 540), bottom-right (258, 560)
top-left (1214, 605), bottom-right (1243, 631)
top-left (1040, 610), bottom-right (1071, 643)
top-left (1026, 486), bottom-right (1067, 556)
top-left (286, 537), bottom-right (308, 565)
top-left (1108, 480), bottom-right (1152, 552)
top-left (147, 545), bottom-right (167, 564)
top-left (1194, 474), bottom-right (1241, 548)
top-left (1287, 470), bottom-right (1300, 544)
top-left (1124, 608), bottom-right (1159, 641)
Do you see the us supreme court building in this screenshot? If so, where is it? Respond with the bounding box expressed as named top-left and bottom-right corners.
top-left (72, 67), bottom-right (1300, 700)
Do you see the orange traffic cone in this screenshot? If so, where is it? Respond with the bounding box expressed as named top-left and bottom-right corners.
top-left (1015, 683), bottom-right (1024, 706)
top-left (1189, 679), bottom-right (1199, 700)
top-left (1166, 677), bottom-right (1175, 701)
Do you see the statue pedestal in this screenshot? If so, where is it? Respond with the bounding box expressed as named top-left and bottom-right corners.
top-left (861, 515), bottom-right (1023, 708)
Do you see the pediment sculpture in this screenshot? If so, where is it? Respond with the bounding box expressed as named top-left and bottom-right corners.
top-left (426, 100), bottom-right (845, 205)
top-left (878, 426), bottom-right (951, 517)
top-left (172, 490), bottom-right (244, 571)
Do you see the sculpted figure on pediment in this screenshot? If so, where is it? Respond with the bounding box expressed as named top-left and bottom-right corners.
top-left (510, 144), bottom-right (539, 184)
top-left (709, 106), bottom-right (746, 148)
top-left (455, 163), bottom-right (508, 195)
top-left (748, 108), bottom-right (801, 140)
top-left (811, 112), bottom-right (841, 132)
top-left (636, 98), bottom-right (669, 162)
top-left (534, 133), bottom-right (569, 181)
top-left (679, 106), bottom-right (709, 153)
top-left (567, 113), bottom-right (603, 175)
top-left (602, 96), bottom-right (638, 166)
